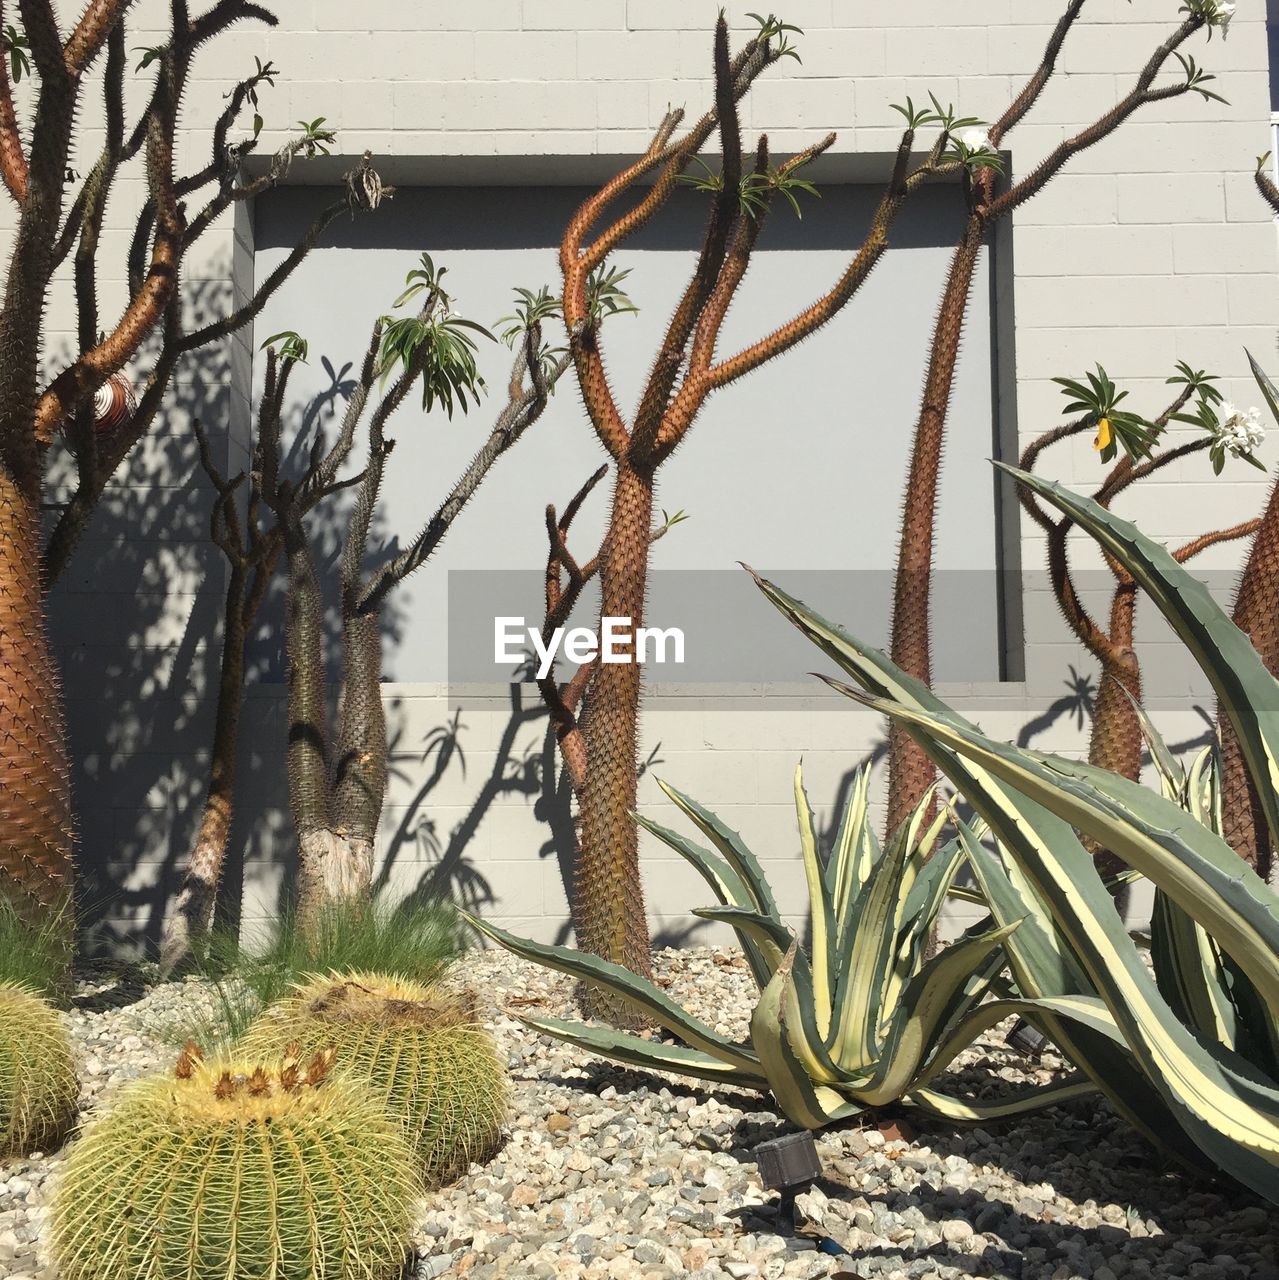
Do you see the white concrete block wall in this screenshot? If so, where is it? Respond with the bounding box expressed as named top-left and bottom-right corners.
top-left (4, 0), bottom-right (1276, 949)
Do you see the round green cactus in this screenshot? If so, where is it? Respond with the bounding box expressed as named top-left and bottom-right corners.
top-left (52, 1043), bottom-right (418, 1280)
top-left (241, 971), bottom-right (508, 1186)
top-left (0, 982), bottom-right (77, 1156)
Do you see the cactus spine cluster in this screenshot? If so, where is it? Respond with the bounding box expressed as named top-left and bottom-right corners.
top-left (0, 983), bottom-right (77, 1156)
top-left (52, 1042), bottom-right (418, 1280)
top-left (241, 971), bottom-right (508, 1186)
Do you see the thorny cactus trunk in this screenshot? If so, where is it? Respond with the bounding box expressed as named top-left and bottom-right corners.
top-left (1087, 584), bottom-right (1141, 878)
top-left (1088, 586), bottom-right (1142, 785)
top-left (1215, 172), bottom-right (1279, 877)
top-left (159, 508), bottom-right (280, 971)
top-left (259, 298), bottom-right (555, 920)
top-left (0, 8), bottom-right (82, 937)
top-left (314, 610), bottom-right (388, 910)
top-left (1, 2), bottom-right (369, 953)
top-left (887, 222), bottom-right (983, 837)
top-left (279, 497), bottom-right (329, 901)
top-left (0, 465), bottom-right (73, 929)
top-left (882, 2), bottom-right (1208, 837)
top-left (158, 561), bottom-right (250, 969)
top-left (542, 16), bottom-right (954, 1023)
top-left (1219, 476), bottom-right (1279, 878)
top-left (286, 574), bottom-right (385, 924)
top-left (574, 461), bottom-right (657, 991)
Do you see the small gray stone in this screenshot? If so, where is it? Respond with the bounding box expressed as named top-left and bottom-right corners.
top-left (941, 1219), bottom-right (974, 1245)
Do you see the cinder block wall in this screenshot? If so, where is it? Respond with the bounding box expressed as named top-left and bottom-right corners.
top-left (8, 0), bottom-right (1277, 950)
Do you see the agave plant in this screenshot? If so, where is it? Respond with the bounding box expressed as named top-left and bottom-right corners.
top-left (467, 767), bottom-right (1096, 1129)
top-left (747, 466), bottom-right (1279, 1202)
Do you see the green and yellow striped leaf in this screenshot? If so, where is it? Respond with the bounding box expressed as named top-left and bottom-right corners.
top-left (656, 780), bottom-right (782, 922)
top-left (515, 1015), bottom-right (769, 1089)
top-left (464, 914), bottom-right (762, 1074)
top-left (794, 763), bottom-right (835, 1035)
top-left (837, 693), bottom-right (1279, 1199)
top-left (632, 810), bottom-right (775, 990)
top-left (752, 943), bottom-right (864, 1129)
top-left (999, 464), bottom-right (1279, 866)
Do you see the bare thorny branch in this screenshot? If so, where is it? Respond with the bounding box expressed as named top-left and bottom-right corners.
top-left (253, 300), bottom-right (569, 639)
top-left (540, 16), bottom-right (965, 797)
top-left (537, 468), bottom-right (674, 792)
top-left (9, 1), bottom-right (385, 584)
top-left (559, 16), bottom-right (960, 473)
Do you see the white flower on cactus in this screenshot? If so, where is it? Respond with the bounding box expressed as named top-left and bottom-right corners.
top-left (960, 128), bottom-right (994, 155)
top-left (1214, 402), bottom-right (1265, 456)
top-left (1213, 1), bottom-right (1236, 31)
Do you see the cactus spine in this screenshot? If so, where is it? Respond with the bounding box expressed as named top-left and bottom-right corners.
top-left (0, 983), bottom-right (77, 1156)
top-left (240, 971), bottom-right (508, 1186)
top-left (52, 1043), bottom-right (417, 1280)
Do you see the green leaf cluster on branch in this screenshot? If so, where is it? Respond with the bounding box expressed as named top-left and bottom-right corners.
top-left (242, 272), bottom-right (572, 920)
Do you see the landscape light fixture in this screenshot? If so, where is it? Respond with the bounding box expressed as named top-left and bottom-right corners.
top-left (1006, 1019), bottom-right (1048, 1061)
top-left (755, 1131), bottom-right (822, 1199)
top-left (755, 1131), bottom-right (822, 1192)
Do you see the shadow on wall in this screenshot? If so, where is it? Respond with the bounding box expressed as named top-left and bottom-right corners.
top-left (42, 286), bottom-right (1224, 955)
top-left (44, 282), bottom-right (421, 955)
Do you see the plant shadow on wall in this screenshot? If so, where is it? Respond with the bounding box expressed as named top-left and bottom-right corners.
top-left (43, 297), bottom-right (412, 955)
top-left (42, 276), bottom-right (254, 955)
top-left (376, 663), bottom-right (688, 950)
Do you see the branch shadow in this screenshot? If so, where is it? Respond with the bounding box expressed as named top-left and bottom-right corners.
top-left (47, 306), bottom-right (408, 954)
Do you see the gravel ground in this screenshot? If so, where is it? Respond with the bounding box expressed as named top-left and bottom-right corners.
top-left (1, 946), bottom-right (1276, 1280)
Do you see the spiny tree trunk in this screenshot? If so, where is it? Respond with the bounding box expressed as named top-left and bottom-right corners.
top-left (282, 505), bottom-right (334, 913)
top-left (257, 301), bottom-right (556, 920)
top-left (882, 3), bottom-right (1209, 835)
top-left (311, 611), bottom-right (387, 914)
top-left (0, 466), bottom-right (73, 928)
top-left (0, 1), bottom-right (377, 957)
top-left (158, 561), bottom-right (249, 969)
top-left (887, 221), bottom-right (982, 836)
top-left (574, 461), bottom-right (656, 997)
top-left (158, 509), bottom-right (281, 972)
top-left (542, 17), bottom-right (952, 1022)
top-left (1089, 585), bottom-right (1142, 778)
top-left (0, 0), bottom-right (84, 938)
top-left (1088, 584), bottom-right (1141, 877)
top-left (1214, 170), bottom-right (1279, 876)
top-left (1219, 476), bottom-right (1279, 877)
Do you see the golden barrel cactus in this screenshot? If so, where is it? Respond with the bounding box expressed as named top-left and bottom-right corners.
top-left (51, 1044), bottom-right (417, 1280)
top-left (0, 982), bottom-right (77, 1155)
top-left (241, 971), bottom-right (508, 1186)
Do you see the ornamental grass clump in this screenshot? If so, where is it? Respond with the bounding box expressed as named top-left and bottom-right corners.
top-left (51, 1043), bottom-right (417, 1280)
top-left (0, 897), bottom-right (72, 996)
top-left (0, 982), bottom-right (77, 1156)
top-left (241, 971), bottom-right (508, 1186)
top-left (186, 896), bottom-right (460, 1051)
